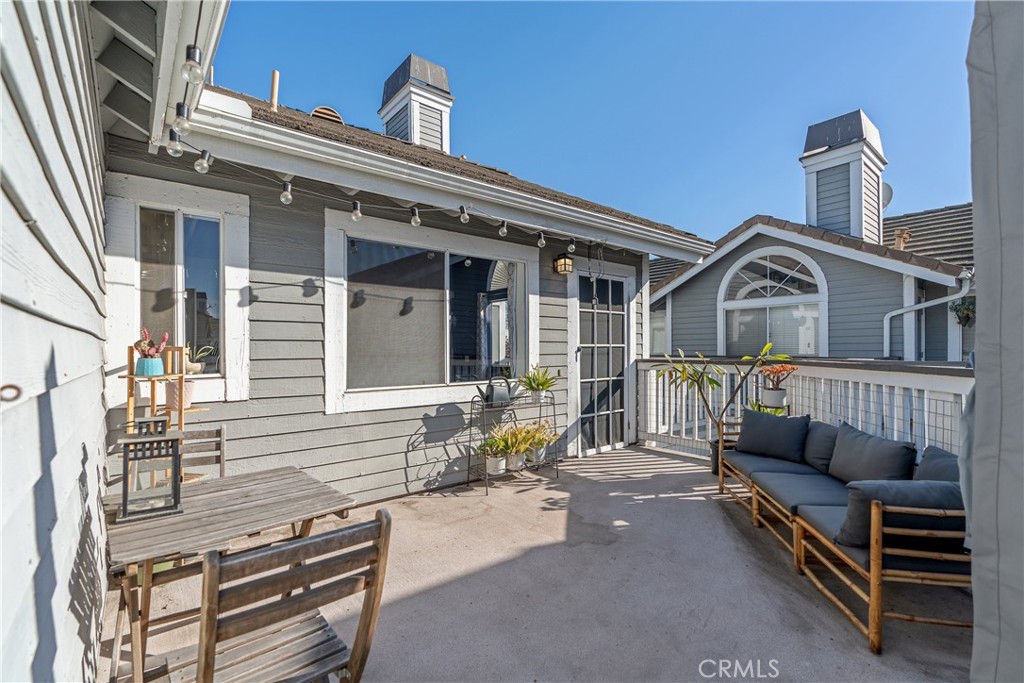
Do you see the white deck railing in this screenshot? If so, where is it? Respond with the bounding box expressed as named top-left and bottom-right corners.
top-left (638, 357), bottom-right (974, 457)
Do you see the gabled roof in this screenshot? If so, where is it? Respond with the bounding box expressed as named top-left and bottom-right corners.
top-left (649, 257), bottom-right (687, 283)
top-left (883, 202), bottom-right (973, 268)
top-left (651, 215), bottom-right (967, 299)
top-left (203, 85), bottom-right (710, 248)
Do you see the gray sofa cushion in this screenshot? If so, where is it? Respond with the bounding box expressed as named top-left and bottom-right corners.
top-left (750, 471), bottom-right (850, 514)
top-left (914, 445), bottom-right (961, 482)
top-left (798, 503), bottom-right (970, 576)
top-left (828, 423), bottom-right (916, 483)
top-left (735, 409), bottom-right (811, 463)
top-left (803, 421), bottom-right (839, 474)
top-left (723, 450), bottom-right (821, 479)
top-left (834, 480), bottom-right (966, 547)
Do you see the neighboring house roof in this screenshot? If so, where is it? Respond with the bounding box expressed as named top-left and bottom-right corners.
top-left (204, 85), bottom-right (711, 247)
top-left (649, 257), bottom-right (687, 283)
top-left (883, 202), bottom-right (974, 268)
top-left (651, 215), bottom-right (967, 298)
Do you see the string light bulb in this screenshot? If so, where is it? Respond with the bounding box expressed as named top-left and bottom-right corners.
top-left (568, 238), bottom-right (576, 253)
top-left (537, 232), bottom-right (546, 248)
top-left (410, 207), bottom-right (421, 227)
top-left (166, 130), bottom-right (183, 158)
top-left (193, 150), bottom-right (212, 174)
top-left (279, 182), bottom-right (293, 205)
top-left (464, 257), bottom-right (472, 267)
top-left (498, 220), bottom-right (508, 237)
top-left (180, 45), bottom-right (204, 85)
top-left (172, 103), bottom-right (191, 136)
top-left (459, 206), bottom-right (470, 224)
top-left (351, 201), bottom-right (362, 222)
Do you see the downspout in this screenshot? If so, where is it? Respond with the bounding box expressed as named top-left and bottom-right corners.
top-left (883, 269), bottom-right (974, 358)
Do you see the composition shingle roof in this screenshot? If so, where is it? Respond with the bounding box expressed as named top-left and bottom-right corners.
top-left (882, 202), bottom-right (973, 268)
top-left (651, 215), bottom-right (966, 294)
top-left (205, 85), bottom-right (710, 246)
top-left (649, 257), bottom-right (687, 284)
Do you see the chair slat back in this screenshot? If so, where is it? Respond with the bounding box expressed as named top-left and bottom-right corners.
top-left (195, 509), bottom-right (392, 683)
top-left (181, 424), bottom-right (227, 478)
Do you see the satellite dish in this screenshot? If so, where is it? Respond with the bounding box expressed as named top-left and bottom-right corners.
top-left (881, 182), bottom-right (894, 210)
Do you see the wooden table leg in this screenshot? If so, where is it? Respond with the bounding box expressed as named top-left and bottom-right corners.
top-left (140, 559), bottom-right (154, 655)
top-left (124, 564), bottom-right (144, 683)
top-left (109, 583), bottom-right (127, 683)
top-left (284, 519), bottom-right (316, 598)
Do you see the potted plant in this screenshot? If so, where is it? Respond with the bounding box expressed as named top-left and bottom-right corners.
top-left (524, 421), bottom-right (558, 464)
top-left (519, 365), bottom-right (556, 403)
top-left (479, 427), bottom-right (513, 476)
top-left (504, 424), bottom-right (532, 471)
top-left (656, 344), bottom-right (790, 477)
top-left (758, 363), bottom-right (799, 408)
top-left (133, 328), bottom-right (168, 376)
top-left (185, 343), bottom-right (215, 375)
top-left (949, 298), bottom-right (976, 327)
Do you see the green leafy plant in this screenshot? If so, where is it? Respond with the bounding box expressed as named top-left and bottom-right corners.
top-left (522, 421), bottom-right (558, 450)
top-left (186, 343), bottom-right (215, 363)
top-left (519, 365), bottom-right (556, 392)
top-left (748, 400), bottom-right (786, 416)
top-left (949, 298), bottom-right (976, 327)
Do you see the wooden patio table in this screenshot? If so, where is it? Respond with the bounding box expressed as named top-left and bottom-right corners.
top-left (104, 467), bottom-right (356, 683)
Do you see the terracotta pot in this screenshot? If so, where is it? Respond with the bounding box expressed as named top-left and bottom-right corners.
top-left (166, 380), bottom-right (194, 411)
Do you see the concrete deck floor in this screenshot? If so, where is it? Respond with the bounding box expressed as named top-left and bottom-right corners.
top-left (99, 448), bottom-right (972, 682)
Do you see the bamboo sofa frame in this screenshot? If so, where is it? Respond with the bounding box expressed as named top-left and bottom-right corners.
top-left (718, 443), bottom-right (971, 654)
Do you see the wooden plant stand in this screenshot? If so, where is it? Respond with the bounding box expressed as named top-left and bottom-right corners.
top-left (119, 345), bottom-right (188, 433)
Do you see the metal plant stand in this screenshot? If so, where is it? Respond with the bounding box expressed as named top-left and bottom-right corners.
top-left (468, 390), bottom-right (559, 494)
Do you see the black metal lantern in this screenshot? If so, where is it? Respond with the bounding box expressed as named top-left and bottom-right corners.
top-left (118, 430), bottom-right (184, 521)
top-left (553, 253), bottom-right (574, 275)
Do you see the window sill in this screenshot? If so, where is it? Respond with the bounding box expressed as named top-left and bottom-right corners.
top-left (331, 382), bottom-right (494, 414)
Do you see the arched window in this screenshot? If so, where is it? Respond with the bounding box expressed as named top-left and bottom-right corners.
top-left (717, 247), bottom-right (828, 356)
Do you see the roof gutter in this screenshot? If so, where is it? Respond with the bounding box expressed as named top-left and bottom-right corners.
top-left (883, 269), bottom-right (974, 358)
top-left (186, 98), bottom-right (713, 260)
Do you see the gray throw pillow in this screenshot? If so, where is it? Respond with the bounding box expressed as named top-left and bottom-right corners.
top-left (803, 421), bottom-right (839, 474)
top-left (735, 409), bottom-right (810, 463)
top-left (828, 423), bottom-right (916, 483)
top-left (835, 480), bottom-right (965, 547)
top-left (914, 445), bottom-right (961, 482)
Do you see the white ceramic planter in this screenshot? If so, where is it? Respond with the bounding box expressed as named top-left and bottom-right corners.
top-left (485, 456), bottom-right (506, 476)
top-left (528, 445), bottom-right (547, 464)
top-left (762, 388), bottom-right (788, 408)
top-left (167, 380), bottom-right (194, 410)
top-left (506, 453), bottom-right (526, 471)
top-left (530, 390), bottom-right (544, 404)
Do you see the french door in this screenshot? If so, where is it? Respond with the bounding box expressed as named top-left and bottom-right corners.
top-left (578, 275), bottom-right (628, 454)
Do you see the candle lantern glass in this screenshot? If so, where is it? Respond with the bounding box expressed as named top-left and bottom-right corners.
top-left (119, 431), bottom-right (183, 521)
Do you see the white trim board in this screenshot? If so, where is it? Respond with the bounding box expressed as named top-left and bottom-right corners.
top-left (103, 173), bottom-right (250, 407)
top-left (323, 210), bottom-right (541, 414)
top-left (651, 222), bottom-right (963, 302)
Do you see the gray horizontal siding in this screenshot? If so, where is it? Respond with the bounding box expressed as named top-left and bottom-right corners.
top-left (863, 169), bottom-right (881, 244)
top-left (384, 104), bottom-right (409, 141)
top-left (418, 104), bottom-right (443, 150)
top-left (817, 164), bottom-right (851, 234)
top-left (105, 137), bottom-right (594, 505)
top-left (923, 282), bottom-right (950, 362)
top-left (667, 233), bottom-right (906, 359)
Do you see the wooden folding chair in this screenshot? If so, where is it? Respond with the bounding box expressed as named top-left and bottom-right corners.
top-left (130, 509), bottom-right (391, 683)
top-left (179, 424), bottom-right (227, 484)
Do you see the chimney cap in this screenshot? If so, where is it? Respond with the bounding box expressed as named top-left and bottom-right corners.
top-left (801, 109), bottom-right (884, 160)
top-left (382, 54), bottom-right (451, 108)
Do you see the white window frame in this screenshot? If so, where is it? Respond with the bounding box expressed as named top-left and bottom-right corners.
top-left (324, 210), bottom-right (540, 413)
top-left (716, 246), bottom-right (829, 356)
top-left (104, 174), bottom-right (250, 406)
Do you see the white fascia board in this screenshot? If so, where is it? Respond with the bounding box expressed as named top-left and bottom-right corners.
top-left (800, 140), bottom-right (888, 171)
top-left (186, 106), bottom-right (711, 260)
top-left (650, 223), bottom-right (959, 302)
top-left (379, 82), bottom-right (453, 121)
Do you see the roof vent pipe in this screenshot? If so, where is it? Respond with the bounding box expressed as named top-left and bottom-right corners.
top-left (270, 70), bottom-right (280, 112)
top-left (893, 228), bottom-right (912, 251)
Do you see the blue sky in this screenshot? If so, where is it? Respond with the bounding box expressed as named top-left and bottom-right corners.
top-left (214, 1), bottom-right (975, 242)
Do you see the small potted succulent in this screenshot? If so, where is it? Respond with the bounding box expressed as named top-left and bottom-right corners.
top-left (133, 328), bottom-right (168, 376)
top-left (479, 427), bottom-right (513, 476)
top-left (524, 421), bottom-right (558, 464)
top-left (758, 363), bottom-right (799, 408)
top-left (518, 365), bottom-right (556, 403)
top-left (185, 343), bottom-right (215, 375)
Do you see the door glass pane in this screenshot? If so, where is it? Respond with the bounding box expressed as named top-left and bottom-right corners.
top-left (611, 379), bottom-right (623, 410)
top-left (581, 417), bottom-right (595, 450)
top-left (597, 415), bottom-right (609, 447)
top-left (725, 308), bottom-right (768, 356)
top-left (611, 314), bottom-right (625, 345)
top-left (139, 209), bottom-right (176, 347)
top-left (596, 279), bottom-right (610, 309)
top-left (580, 347), bottom-right (594, 379)
top-left (596, 381), bottom-right (610, 412)
top-left (449, 257), bottom-right (526, 382)
top-left (612, 348), bottom-right (625, 376)
top-left (596, 347), bottom-right (610, 378)
top-left (581, 381), bottom-right (595, 415)
top-left (596, 312), bottom-right (609, 344)
top-left (579, 276), bottom-right (593, 309)
top-left (347, 238), bottom-right (445, 388)
top-left (611, 413), bottom-right (623, 444)
top-left (183, 215), bottom-right (220, 374)
top-left (580, 311), bottom-right (594, 344)
top-left (610, 280), bottom-right (624, 311)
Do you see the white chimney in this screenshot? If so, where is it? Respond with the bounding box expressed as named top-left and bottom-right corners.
top-left (800, 110), bottom-right (887, 243)
top-left (378, 54), bottom-right (454, 153)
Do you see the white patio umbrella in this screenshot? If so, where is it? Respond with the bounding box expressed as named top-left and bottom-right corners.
top-left (966, 2), bottom-right (1023, 680)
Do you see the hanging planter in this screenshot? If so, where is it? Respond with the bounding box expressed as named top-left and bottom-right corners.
top-left (949, 298), bottom-right (976, 327)
top-left (166, 380), bottom-right (194, 411)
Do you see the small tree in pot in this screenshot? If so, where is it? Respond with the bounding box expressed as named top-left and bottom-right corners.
top-left (758, 363), bottom-right (799, 408)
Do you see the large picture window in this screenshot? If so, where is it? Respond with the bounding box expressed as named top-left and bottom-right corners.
top-left (719, 248), bottom-right (827, 356)
top-left (346, 237), bottom-right (527, 390)
top-left (139, 208), bottom-right (222, 374)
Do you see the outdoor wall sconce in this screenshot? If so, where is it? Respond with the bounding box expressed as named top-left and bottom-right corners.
top-left (553, 253), bottom-right (574, 276)
top-left (118, 430), bottom-right (184, 521)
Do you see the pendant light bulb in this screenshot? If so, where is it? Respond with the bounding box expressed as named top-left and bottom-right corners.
top-left (351, 201), bottom-right (362, 222)
top-left (459, 206), bottom-right (470, 224)
top-left (410, 207), bottom-right (421, 227)
top-left (568, 238), bottom-right (576, 253)
top-left (498, 220), bottom-right (508, 238)
top-left (537, 232), bottom-right (546, 248)
top-left (166, 130), bottom-right (184, 158)
top-left (180, 45), bottom-right (204, 85)
top-left (464, 257), bottom-right (472, 267)
top-left (279, 182), bottom-right (293, 205)
top-left (194, 150), bottom-right (212, 174)
top-left (172, 103), bottom-right (191, 137)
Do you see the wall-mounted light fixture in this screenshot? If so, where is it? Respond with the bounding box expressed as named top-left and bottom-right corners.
top-left (553, 253), bottom-right (574, 276)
